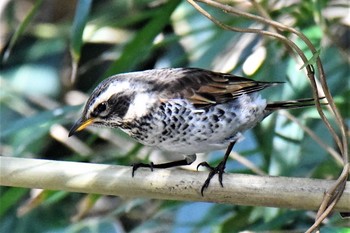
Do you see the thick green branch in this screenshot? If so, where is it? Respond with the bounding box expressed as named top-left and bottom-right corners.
top-left (0, 156), bottom-right (349, 212)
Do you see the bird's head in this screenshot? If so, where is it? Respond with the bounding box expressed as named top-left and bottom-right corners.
top-left (68, 77), bottom-right (139, 137)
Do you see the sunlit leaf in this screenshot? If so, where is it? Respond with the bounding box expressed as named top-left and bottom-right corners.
top-left (70, 0), bottom-right (92, 62)
top-left (70, 0), bottom-right (93, 83)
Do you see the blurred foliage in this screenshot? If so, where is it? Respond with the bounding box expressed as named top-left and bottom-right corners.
top-left (0, 0), bottom-right (349, 232)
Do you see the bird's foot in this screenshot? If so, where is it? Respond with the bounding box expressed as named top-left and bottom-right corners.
top-left (197, 161), bottom-right (226, 196)
top-left (131, 157), bottom-right (195, 176)
top-left (131, 162), bottom-right (154, 177)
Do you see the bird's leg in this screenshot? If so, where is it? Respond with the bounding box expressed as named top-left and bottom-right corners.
top-left (197, 141), bottom-right (236, 196)
top-left (132, 154), bottom-right (196, 177)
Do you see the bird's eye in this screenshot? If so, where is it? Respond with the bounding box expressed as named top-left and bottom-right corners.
top-left (97, 102), bottom-right (107, 113)
top-left (91, 102), bottom-right (108, 117)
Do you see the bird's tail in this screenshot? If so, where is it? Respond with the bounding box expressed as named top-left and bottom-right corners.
top-left (265, 97), bottom-right (326, 111)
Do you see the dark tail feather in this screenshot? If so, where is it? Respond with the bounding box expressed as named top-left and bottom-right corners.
top-left (265, 97), bottom-right (326, 111)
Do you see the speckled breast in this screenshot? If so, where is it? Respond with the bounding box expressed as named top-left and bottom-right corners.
top-left (123, 94), bottom-right (267, 154)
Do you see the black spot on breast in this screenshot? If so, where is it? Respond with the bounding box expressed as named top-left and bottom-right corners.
top-left (249, 108), bottom-right (257, 114)
top-left (172, 116), bottom-right (179, 122)
top-left (170, 123), bottom-right (176, 129)
top-left (175, 102), bottom-right (182, 108)
top-left (139, 121), bottom-right (150, 127)
top-left (212, 115), bottom-right (219, 122)
top-left (143, 114), bottom-right (152, 121)
top-left (162, 129), bottom-right (169, 135)
top-left (161, 120), bottom-right (167, 127)
top-left (178, 107), bottom-right (185, 115)
top-left (217, 108), bottom-right (225, 116)
top-left (182, 123), bottom-right (189, 130)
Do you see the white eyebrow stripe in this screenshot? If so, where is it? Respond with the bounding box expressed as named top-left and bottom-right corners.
top-left (87, 80), bottom-right (132, 117)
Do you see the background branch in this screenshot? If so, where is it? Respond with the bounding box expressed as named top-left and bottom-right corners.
top-left (187, 1), bottom-right (349, 231)
top-left (1, 156), bottom-right (349, 212)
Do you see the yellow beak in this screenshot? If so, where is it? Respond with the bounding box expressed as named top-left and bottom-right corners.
top-left (68, 117), bottom-right (94, 137)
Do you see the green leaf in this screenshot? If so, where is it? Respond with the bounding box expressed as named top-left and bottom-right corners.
top-left (219, 207), bottom-right (253, 232)
top-left (0, 187), bottom-right (28, 218)
top-left (103, 0), bottom-right (181, 79)
top-left (300, 48), bottom-right (321, 70)
top-left (1, 106), bottom-right (78, 155)
top-left (1, 106), bottom-right (77, 139)
top-left (70, 0), bottom-right (92, 62)
top-left (251, 210), bottom-right (304, 231)
top-left (320, 226), bottom-right (350, 233)
top-left (2, 0), bottom-right (44, 62)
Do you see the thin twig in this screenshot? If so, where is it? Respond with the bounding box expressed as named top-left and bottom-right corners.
top-left (230, 151), bottom-right (267, 176)
top-left (308, 163), bottom-right (349, 233)
top-left (193, 0), bottom-right (347, 162)
top-left (187, 1), bottom-right (349, 231)
top-left (279, 110), bottom-right (343, 165)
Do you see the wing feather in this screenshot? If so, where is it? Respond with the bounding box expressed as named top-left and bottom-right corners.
top-left (158, 68), bottom-right (281, 108)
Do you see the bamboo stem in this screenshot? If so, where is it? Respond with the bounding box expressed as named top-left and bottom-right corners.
top-left (1, 156), bottom-right (349, 212)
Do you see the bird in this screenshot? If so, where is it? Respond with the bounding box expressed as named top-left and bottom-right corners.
top-left (69, 67), bottom-right (320, 195)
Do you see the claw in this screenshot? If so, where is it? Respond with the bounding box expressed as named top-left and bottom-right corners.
top-left (197, 161), bottom-right (211, 170)
top-left (199, 161), bottom-right (226, 196)
top-left (131, 162), bottom-right (154, 177)
top-left (199, 141), bottom-right (236, 196)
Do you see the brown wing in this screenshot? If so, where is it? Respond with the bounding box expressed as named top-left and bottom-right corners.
top-left (158, 68), bottom-right (282, 108)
